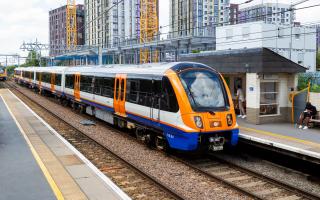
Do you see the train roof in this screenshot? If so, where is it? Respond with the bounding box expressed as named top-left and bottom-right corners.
top-left (64, 62), bottom-right (182, 75)
top-left (15, 62), bottom-right (212, 76)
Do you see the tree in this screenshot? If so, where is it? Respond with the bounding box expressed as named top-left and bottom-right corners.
top-left (6, 65), bottom-right (17, 76)
top-left (20, 51), bottom-right (46, 67)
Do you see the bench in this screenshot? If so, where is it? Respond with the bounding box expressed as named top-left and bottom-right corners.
top-left (309, 111), bottom-right (320, 128)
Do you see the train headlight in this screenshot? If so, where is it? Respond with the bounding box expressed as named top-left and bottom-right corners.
top-left (194, 116), bottom-right (203, 129)
top-left (226, 114), bottom-right (233, 126)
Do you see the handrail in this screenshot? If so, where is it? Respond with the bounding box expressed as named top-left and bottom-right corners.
top-left (290, 81), bottom-right (310, 123)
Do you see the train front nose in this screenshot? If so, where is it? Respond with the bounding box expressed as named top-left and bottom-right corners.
top-left (197, 111), bottom-right (238, 151)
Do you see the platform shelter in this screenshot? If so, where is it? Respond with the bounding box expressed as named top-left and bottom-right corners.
top-left (180, 48), bottom-right (307, 124)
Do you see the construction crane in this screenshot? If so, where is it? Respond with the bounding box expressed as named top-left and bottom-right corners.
top-left (66, 0), bottom-right (77, 50)
top-left (139, 0), bottom-right (159, 64)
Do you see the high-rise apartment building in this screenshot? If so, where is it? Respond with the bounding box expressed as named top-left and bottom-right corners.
top-left (229, 4), bottom-right (239, 25)
top-left (85, 0), bottom-right (124, 48)
top-left (49, 5), bottom-right (85, 56)
top-left (238, 3), bottom-right (293, 25)
top-left (169, 0), bottom-right (231, 38)
top-left (84, 0), bottom-right (158, 48)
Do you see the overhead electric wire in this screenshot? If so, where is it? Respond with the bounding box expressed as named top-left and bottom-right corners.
top-left (50, 1), bottom-right (320, 59)
top-left (79, 2), bottom-right (320, 48)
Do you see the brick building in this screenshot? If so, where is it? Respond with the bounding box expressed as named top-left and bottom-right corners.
top-left (49, 4), bottom-right (85, 56)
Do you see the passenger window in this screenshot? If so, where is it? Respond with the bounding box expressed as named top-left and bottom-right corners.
top-left (152, 80), bottom-right (162, 109)
top-left (80, 75), bottom-right (93, 93)
top-left (94, 77), bottom-right (114, 98)
top-left (65, 74), bottom-right (75, 89)
top-left (161, 77), bottom-right (179, 112)
top-left (127, 80), bottom-right (139, 103)
top-left (36, 72), bottom-right (41, 81)
top-left (55, 74), bottom-right (62, 86)
top-left (140, 80), bottom-right (153, 107)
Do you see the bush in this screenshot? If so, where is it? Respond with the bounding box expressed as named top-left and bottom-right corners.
top-left (298, 72), bottom-right (320, 93)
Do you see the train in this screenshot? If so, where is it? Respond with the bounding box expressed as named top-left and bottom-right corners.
top-left (0, 67), bottom-right (7, 81)
top-left (14, 62), bottom-right (239, 152)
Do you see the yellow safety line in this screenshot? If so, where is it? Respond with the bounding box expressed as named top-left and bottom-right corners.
top-left (240, 126), bottom-right (320, 149)
top-left (0, 94), bottom-right (64, 200)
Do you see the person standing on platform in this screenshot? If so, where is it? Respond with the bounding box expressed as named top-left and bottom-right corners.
top-left (297, 102), bottom-right (317, 130)
top-left (236, 85), bottom-right (246, 119)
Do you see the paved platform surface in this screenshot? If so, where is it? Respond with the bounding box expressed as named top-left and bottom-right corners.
top-left (238, 118), bottom-right (320, 161)
top-left (0, 93), bottom-right (55, 200)
top-left (0, 89), bottom-right (130, 200)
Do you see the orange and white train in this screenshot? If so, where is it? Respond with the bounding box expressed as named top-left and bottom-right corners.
top-left (14, 62), bottom-right (239, 152)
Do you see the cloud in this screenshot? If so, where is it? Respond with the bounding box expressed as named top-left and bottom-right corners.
top-left (0, 0), bottom-right (83, 57)
top-left (0, 0), bottom-right (318, 60)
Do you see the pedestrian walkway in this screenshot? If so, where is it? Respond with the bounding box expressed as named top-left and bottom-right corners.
top-left (0, 88), bottom-right (130, 200)
top-left (0, 92), bottom-right (55, 200)
top-left (238, 118), bottom-right (320, 163)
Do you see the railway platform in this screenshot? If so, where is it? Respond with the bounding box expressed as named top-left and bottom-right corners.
top-left (238, 118), bottom-right (320, 164)
top-left (0, 88), bottom-right (130, 200)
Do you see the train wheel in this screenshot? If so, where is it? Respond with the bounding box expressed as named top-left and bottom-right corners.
top-left (155, 135), bottom-right (170, 152)
top-left (79, 105), bottom-right (85, 114)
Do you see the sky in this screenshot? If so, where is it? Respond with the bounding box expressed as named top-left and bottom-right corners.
top-left (0, 0), bottom-right (319, 64)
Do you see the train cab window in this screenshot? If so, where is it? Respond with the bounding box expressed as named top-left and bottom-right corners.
top-left (179, 69), bottom-right (228, 112)
top-left (65, 74), bottom-right (75, 89)
top-left (94, 77), bottom-right (114, 97)
top-left (55, 74), bottom-right (62, 86)
top-left (80, 75), bottom-right (93, 93)
top-left (160, 77), bottom-right (179, 112)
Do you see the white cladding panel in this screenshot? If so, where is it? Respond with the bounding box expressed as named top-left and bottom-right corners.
top-left (216, 21), bottom-right (317, 71)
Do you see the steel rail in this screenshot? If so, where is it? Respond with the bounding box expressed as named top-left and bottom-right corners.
top-left (176, 153), bottom-right (320, 200)
top-left (209, 154), bottom-right (320, 200)
top-left (7, 81), bottom-right (320, 200)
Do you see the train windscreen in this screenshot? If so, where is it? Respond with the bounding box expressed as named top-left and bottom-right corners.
top-left (179, 69), bottom-right (228, 112)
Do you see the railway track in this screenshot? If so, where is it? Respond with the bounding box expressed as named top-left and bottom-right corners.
top-left (178, 154), bottom-right (320, 200)
top-left (5, 82), bottom-right (185, 200)
top-left (5, 81), bottom-right (320, 200)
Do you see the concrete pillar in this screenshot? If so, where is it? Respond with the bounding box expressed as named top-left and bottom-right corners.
top-left (246, 73), bottom-right (260, 124)
top-left (98, 45), bottom-right (103, 65)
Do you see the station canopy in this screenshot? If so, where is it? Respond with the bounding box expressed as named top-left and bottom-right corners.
top-left (180, 47), bottom-right (307, 73)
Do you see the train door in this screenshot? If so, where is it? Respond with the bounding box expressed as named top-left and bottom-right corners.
top-left (114, 74), bottom-right (127, 116)
top-left (50, 73), bottom-right (55, 92)
top-left (74, 73), bottom-right (81, 101)
top-left (150, 79), bottom-right (161, 125)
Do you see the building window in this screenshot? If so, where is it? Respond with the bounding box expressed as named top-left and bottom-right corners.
top-left (260, 82), bottom-right (279, 116)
